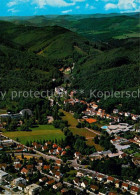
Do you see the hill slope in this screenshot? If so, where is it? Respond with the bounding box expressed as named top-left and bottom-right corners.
top-left (72, 38), bottom-right (140, 113)
top-left (1, 14), bottom-right (139, 42)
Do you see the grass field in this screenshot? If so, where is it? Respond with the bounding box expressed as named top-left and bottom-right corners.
top-left (0, 109), bottom-right (7, 114)
top-left (114, 32), bottom-right (140, 39)
top-left (61, 110), bottom-right (78, 127)
top-left (3, 125), bottom-right (65, 145)
top-left (61, 110), bottom-right (103, 151)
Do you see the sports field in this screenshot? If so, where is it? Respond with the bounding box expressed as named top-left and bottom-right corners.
top-left (3, 125), bottom-right (65, 145)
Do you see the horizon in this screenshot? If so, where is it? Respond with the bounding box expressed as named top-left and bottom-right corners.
top-left (0, 0), bottom-right (140, 17)
top-left (0, 11), bottom-right (140, 18)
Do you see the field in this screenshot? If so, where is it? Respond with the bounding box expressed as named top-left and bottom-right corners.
top-left (0, 109), bottom-right (7, 114)
top-left (61, 110), bottom-right (103, 151)
top-left (3, 125), bottom-right (65, 145)
top-left (114, 32), bottom-right (140, 39)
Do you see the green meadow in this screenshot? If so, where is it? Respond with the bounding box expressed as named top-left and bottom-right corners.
top-left (3, 125), bottom-right (65, 145)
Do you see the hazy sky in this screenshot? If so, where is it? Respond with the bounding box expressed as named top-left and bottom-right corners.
top-left (0, 0), bottom-right (140, 16)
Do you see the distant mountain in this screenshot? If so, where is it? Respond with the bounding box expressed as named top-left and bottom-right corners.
top-left (0, 21), bottom-right (99, 60)
top-left (1, 13), bottom-right (139, 42)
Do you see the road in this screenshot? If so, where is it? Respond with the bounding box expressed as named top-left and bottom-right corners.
top-left (2, 134), bottom-right (140, 190)
top-left (2, 134), bottom-right (61, 162)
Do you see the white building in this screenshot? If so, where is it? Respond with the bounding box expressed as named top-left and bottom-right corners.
top-left (12, 177), bottom-right (26, 186)
top-left (0, 170), bottom-right (8, 181)
top-left (24, 184), bottom-right (42, 195)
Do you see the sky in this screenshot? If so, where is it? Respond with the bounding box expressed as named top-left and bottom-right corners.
top-left (0, 0), bottom-right (140, 16)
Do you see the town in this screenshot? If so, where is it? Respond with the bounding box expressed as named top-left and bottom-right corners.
top-left (0, 87), bottom-right (140, 195)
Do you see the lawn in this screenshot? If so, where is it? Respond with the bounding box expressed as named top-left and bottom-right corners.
top-left (61, 110), bottom-right (78, 127)
top-left (3, 125), bottom-right (65, 145)
top-left (61, 110), bottom-right (103, 151)
top-left (0, 109), bottom-right (7, 114)
top-left (134, 152), bottom-right (140, 157)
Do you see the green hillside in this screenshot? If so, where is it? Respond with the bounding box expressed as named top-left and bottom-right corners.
top-left (0, 21), bottom-right (97, 59)
top-left (72, 38), bottom-right (140, 113)
top-left (0, 19), bottom-right (139, 113)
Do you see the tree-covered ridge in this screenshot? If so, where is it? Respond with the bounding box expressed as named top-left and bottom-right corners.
top-left (1, 14), bottom-right (139, 41)
top-left (72, 38), bottom-right (140, 113)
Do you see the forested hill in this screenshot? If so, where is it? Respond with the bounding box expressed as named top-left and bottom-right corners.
top-left (0, 21), bottom-right (99, 60)
top-left (0, 13), bottom-right (139, 41)
top-left (0, 19), bottom-right (139, 113)
top-left (72, 37), bottom-right (140, 113)
top-left (0, 20), bottom-right (99, 108)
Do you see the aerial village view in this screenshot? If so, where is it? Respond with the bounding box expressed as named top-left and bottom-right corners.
top-left (0, 0), bottom-right (140, 194)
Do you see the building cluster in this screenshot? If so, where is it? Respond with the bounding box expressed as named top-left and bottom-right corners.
top-left (73, 169), bottom-right (139, 195)
top-left (32, 141), bottom-right (70, 157)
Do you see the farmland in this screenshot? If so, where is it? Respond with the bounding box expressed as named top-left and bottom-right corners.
top-left (3, 125), bottom-right (65, 145)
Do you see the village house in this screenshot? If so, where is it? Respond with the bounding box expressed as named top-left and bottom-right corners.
top-left (61, 188), bottom-right (68, 194)
top-left (74, 152), bottom-right (81, 159)
top-left (15, 163), bottom-right (22, 171)
top-left (49, 149), bottom-right (55, 155)
top-left (122, 183), bottom-right (129, 191)
top-left (65, 146), bottom-right (70, 150)
top-left (115, 180), bottom-right (120, 188)
top-left (131, 114), bottom-right (139, 121)
top-left (130, 186), bottom-right (139, 195)
top-left (39, 177), bottom-right (47, 183)
top-left (45, 179), bottom-right (55, 186)
top-left (38, 160), bottom-right (43, 166)
top-left (90, 185), bottom-right (99, 192)
top-left (55, 171), bottom-right (61, 180)
top-left (0, 145), bottom-right (3, 150)
top-left (73, 178), bottom-right (80, 186)
top-left (61, 151), bottom-right (67, 156)
top-left (21, 168), bottom-right (29, 175)
top-left (97, 174), bottom-right (104, 182)
top-left (42, 145), bottom-right (48, 151)
top-left (47, 116), bottom-right (54, 124)
top-left (53, 182), bottom-right (62, 190)
top-left (55, 160), bottom-right (61, 166)
top-left (45, 141), bottom-right (52, 146)
top-left (113, 109), bottom-right (119, 114)
top-left (76, 171), bottom-right (84, 177)
top-left (125, 112), bottom-right (131, 117)
top-left (53, 143), bottom-right (58, 149)
top-left (81, 180), bottom-right (88, 188)
top-left (43, 165), bottom-right (50, 171)
top-left (107, 176), bottom-right (114, 183)
top-left (56, 147), bottom-right (62, 153)
top-left (12, 177), bottom-right (26, 187)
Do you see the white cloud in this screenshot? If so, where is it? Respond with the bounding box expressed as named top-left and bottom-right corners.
top-left (33, 0), bottom-right (75, 8)
top-left (62, 9), bottom-right (72, 13)
top-left (86, 3), bottom-right (95, 9)
top-left (7, 0), bottom-right (29, 7)
top-left (105, 0), bottom-right (139, 11)
top-left (105, 3), bottom-right (117, 10)
top-left (8, 8), bottom-right (19, 13)
top-left (118, 0), bottom-right (137, 10)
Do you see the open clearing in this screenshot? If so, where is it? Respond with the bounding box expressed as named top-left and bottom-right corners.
top-left (61, 110), bottom-right (103, 151)
top-left (0, 109), bottom-right (7, 114)
top-left (3, 125), bottom-right (65, 145)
